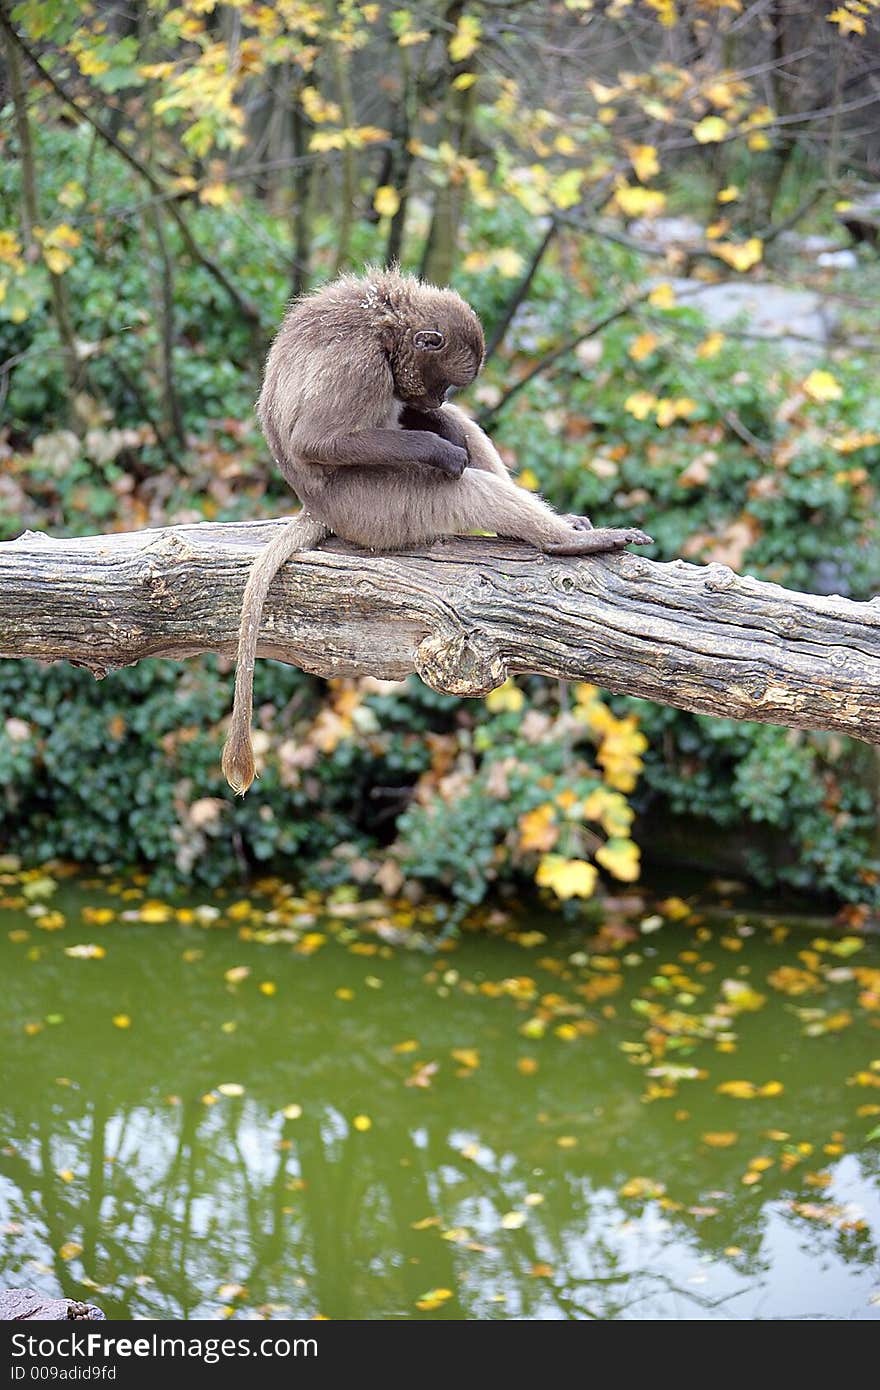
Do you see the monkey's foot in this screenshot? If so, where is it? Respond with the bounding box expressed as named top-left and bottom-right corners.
top-left (545, 527), bottom-right (653, 556)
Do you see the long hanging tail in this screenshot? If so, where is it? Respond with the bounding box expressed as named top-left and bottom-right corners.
top-left (222, 512), bottom-right (330, 794)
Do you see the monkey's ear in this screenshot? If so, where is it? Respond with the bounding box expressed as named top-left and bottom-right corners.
top-left (413, 329), bottom-right (445, 351)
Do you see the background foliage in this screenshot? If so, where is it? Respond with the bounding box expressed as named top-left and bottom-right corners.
top-left (1, 0), bottom-right (879, 909)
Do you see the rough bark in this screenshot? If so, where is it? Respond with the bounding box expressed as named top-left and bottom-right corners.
top-left (1, 520), bottom-right (879, 743)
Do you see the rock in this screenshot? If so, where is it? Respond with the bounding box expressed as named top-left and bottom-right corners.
top-left (0, 1288), bottom-right (105, 1320)
top-left (669, 278), bottom-right (834, 358)
top-left (777, 232), bottom-right (843, 256)
top-left (816, 249), bottom-right (858, 269)
top-left (838, 192), bottom-right (880, 247)
top-left (627, 216), bottom-right (705, 251)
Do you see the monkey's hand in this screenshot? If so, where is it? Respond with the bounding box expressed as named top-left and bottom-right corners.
top-left (545, 526), bottom-right (653, 556)
top-left (399, 405), bottom-right (471, 463)
top-left (427, 439), bottom-right (469, 479)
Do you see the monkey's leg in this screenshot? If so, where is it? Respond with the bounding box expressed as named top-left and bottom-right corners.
top-left (437, 470), bottom-right (652, 553)
top-left (436, 415), bottom-right (651, 554)
top-left (222, 510), bottom-right (330, 794)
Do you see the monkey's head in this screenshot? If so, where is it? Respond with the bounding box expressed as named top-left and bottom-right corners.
top-left (373, 272), bottom-right (485, 411)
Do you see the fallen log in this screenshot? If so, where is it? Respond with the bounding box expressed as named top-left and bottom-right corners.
top-left (0, 519), bottom-right (878, 742)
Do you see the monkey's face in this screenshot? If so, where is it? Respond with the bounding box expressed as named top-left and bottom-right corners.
top-left (392, 293), bottom-right (485, 411)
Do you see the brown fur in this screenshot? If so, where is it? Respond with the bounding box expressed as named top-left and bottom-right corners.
top-left (222, 268), bottom-right (652, 792)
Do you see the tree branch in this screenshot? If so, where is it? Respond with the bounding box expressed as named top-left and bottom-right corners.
top-left (1, 521), bottom-right (879, 743)
top-left (0, 10), bottom-right (263, 328)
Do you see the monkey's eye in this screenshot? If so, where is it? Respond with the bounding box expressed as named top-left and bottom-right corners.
top-left (413, 329), bottom-right (445, 351)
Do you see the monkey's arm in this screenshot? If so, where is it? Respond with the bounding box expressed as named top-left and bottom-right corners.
top-left (398, 405), bottom-right (471, 456)
top-left (300, 427), bottom-right (468, 478)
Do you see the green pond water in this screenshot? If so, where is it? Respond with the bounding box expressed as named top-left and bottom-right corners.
top-left (1, 873), bottom-right (879, 1321)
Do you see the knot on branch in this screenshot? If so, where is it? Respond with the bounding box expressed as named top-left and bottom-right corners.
top-left (414, 629), bottom-right (508, 697)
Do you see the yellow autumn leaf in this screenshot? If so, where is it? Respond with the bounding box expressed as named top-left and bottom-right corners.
top-left (655, 396), bottom-right (697, 427)
top-left (452, 72), bottom-right (477, 90)
top-left (535, 855), bottom-right (598, 900)
top-left (136, 903), bottom-right (170, 925)
top-left (224, 965), bottom-right (251, 984)
top-left (595, 838), bottom-right (641, 883)
top-left (717, 185), bottom-right (740, 203)
top-left (802, 369), bottom-right (843, 403)
top-left (696, 330), bottom-right (725, 359)
top-left (619, 1176), bottom-right (665, 1199)
top-left (451, 1048), bottom-right (480, 1069)
top-left (449, 14), bottom-right (481, 62)
top-left (77, 49), bottom-right (109, 77)
top-left (702, 1132), bottom-right (739, 1148)
top-left (57, 1168), bottom-right (75, 1182)
top-left (518, 803), bottom-right (558, 853)
top-left (493, 247), bottom-right (525, 277)
top-left (485, 679), bottom-right (524, 713)
top-left (645, 0), bottom-right (677, 25)
top-left (112, 1014), bottom-right (131, 1029)
top-left (416, 1287), bottom-right (453, 1311)
top-left (259, 980), bottom-right (277, 996)
top-left (693, 115), bottom-right (729, 144)
top-left (43, 247), bottom-right (74, 275)
top-left (199, 182), bottom-right (231, 207)
top-left (830, 429), bottom-right (879, 452)
top-left (711, 238), bottom-right (763, 271)
top-left (716, 1080), bottom-right (757, 1098)
top-left (748, 132), bottom-right (771, 151)
top-left (517, 467), bottom-right (540, 491)
top-left (281, 1104), bottom-right (303, 1119)
top-left (353, 1114), bottom-right (372, 1132)
top-left (628, 331), bottom-right (659, 362)
top-left (827, 6), bottom-right (865, 34)
top-left (59, 1241), bottom-right (83, 1262)
top-left (582, 787), bottom-right (633, 837)
top-left (217, 1083), bottom-right (245, 1097)
top-left (373, 185), bottom-right (401, 219)
top-left (549, 168), bottom-right (584, 210)
top-left (627, 143), bottom-right (660, 183)
top-left (501, 1211), bottom-right (526, 1229)
top-left (648, 282), bottom-right (676, 309)
top-left (624, 390), bottom-right (658, 421)
top-left (615, 184), bottom-right (667, 218)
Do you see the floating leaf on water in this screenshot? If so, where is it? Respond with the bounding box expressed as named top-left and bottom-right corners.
top-left (619, 1176), bottom-right (665, 1200)
top-left (451, 1048), bottom-right (480, 1069)
top-left (217, 1283), bottom-right (247, 1300)
top-left (217, 1083), bottom-right (244, 1098)
top-left (224, 966), bottom-right (250, 985)
top-left (59, 1241), bottom-right (82, 1262)
top-left (112, 1014), bottom-right (131, 1030)
top-left (352, 1114), bottom-right (372, 1132)
top-left (415, 1287), bottom-right (453, 1312)
top-left (500, 1211), bottom-right (526, 1229)
top-left (281, 1104), bottom-right (302, 1121)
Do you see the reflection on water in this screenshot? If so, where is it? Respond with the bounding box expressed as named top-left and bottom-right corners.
top-left (1, 879), bottom-right (879, 1319)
